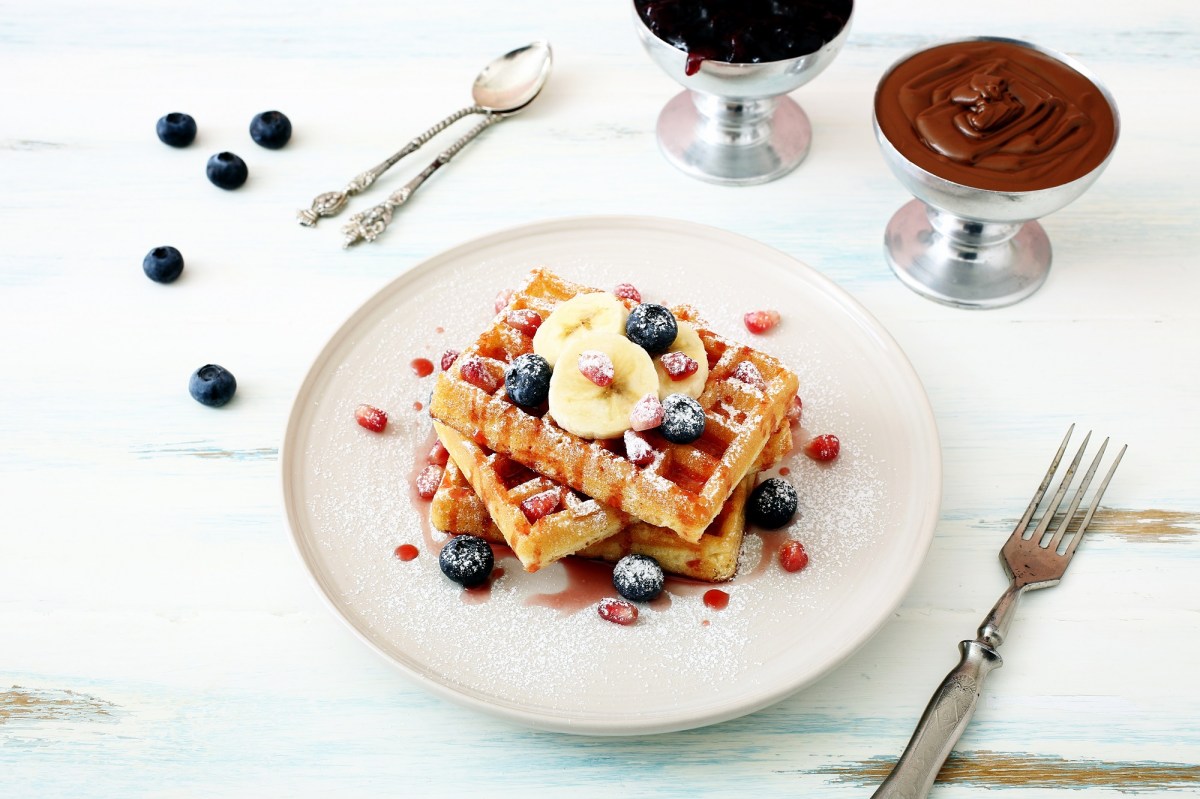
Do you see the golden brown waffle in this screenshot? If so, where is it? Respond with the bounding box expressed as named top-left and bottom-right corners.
top-left (430, 420), bottom-right (793, 579)
top-left (429, 268), bottom-right (800, 542)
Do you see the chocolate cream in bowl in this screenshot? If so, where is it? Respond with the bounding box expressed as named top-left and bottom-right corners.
top-left (875, 40), bottom-right (1116, 192)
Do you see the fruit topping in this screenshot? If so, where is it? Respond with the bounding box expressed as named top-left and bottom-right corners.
top-left (520, 488), bottom-right (563, 523)
top-left (415, 465), bottom-right (444, 499)
top-left (743, 309), bottom-right (780, 334)
top-left (547, 331), bottom-right (659, 439)
top-left (532, 292), bottom-right (629, 367)
top-left (804, 434), bottom-right (840, 462)
top-left (625, 303), bottom-right (678, 354)
top-left (613, 554), bottom-right (665, 602)
top-left (731, 361), bottom-right (767, 392)
top-left (747, 477), bottom-right (798, 529)
top-left (439, 349), bottom-right (460, 371)
top-left (779, 539), bottom-right (810, 573)
top-left (504, 309), bottom-right (543, 337)
top-left (155, 112), bottom-right (196, 147)
top-left (206, 151), bottom-right (248, 189)
top-left (460, 356), bottom-right (501, 394)
top-left (597, 597), bottom-right (638, 625)
top-left (249, 110), bottom-right (292, 149)
top-left (623, 430), bottom-right (656, 466)
top-left (493, 287), bottom-right (515, 313)
top-left (577, 350), bottom-right (615, 388)
top-left (427, 440), bottom-right (449, 466)
top-left (660, 393), bottom-right (705, 444)
top-left (188, 364), bottom-right (237, 407)
top-left (786, 395), bottom-right (803, 425)
top-left (504, 352), bottom-right (552, 407)
top-left (660, 351), bottom-right (698, 381)
top-left (142, 245), bottom-right (184, 283)
top-left (354, 404), bottom-right (388, 432)
top-left (394, 544), bottom-right (419, 561)
top-left (629, 392), bottom-right (665, 432)
top-left (438, 535), bottom-right (494, 587)
top-left (613, 282), bottom-right (642, 303)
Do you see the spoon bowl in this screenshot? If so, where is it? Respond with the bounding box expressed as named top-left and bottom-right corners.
top-left (472, 41), bottom-right (553, 114)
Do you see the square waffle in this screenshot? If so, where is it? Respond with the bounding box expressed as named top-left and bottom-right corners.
top-left (429, 268), bottom-right (800, 542)
top-left (431, 420), bottom-right (793, 579)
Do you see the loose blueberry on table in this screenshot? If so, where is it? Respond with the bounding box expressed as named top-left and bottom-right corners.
top-left (206, 151), bottom-right (248, 189)
top-left (249, 110), bottom-right (292, 149)
top-left (188, 364), bottom-right (237, 407)
top-left (142, 246), bottom-right (184, 283)
top-left (155, 112), bottom-right (197, 147)
top-left (439, 535), bottom-right (494, 588)
top-left (747, 477), bottom-right (798, 529)
top-left (612, 554), bottom-right (665, 603)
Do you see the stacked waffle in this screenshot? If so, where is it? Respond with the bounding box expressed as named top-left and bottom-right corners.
top-left (429, 268), bottom-right (799, 582)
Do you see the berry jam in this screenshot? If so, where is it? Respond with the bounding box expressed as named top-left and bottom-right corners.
top-left (410, 357), bottom-right (434, 377)
top-left (703, 588), bottom-right (730, 610)
top-left (635, 0), bottom-right (853, 75)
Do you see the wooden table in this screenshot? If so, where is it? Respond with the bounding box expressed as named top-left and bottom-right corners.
top-left (3, 0), bottom-right (1197, 795)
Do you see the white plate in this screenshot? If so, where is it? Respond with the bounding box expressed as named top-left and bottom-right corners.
top-left (281, 215), bottom-right (940, 735)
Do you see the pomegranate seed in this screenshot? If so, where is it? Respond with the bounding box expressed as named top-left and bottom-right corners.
top-left (624, 430), bottom-right (656, 466)
top-left (493, 288), bottom-right (514, 314)
top-left (578, 350), bottom-right (614, 388)
top-left (803, 434), bottom-right (840, 462)
top-left (520, 488), bottom-right (563, 523)
top-left (354, 404), bottom-right (388, 433)
top-left (459, 356), bottom-right (500, 394)
top-left (786, 395), bottom-right (803, 425)
top-left (744, 309), bottom-right (780, 335)
top-left (779, 539), bottom-right (810, 572)
top-left (731, 361), bottom-right (767, 391)
top-left (440, 349), bottom-right (460, 371)
top-left (597, 598), bottom-right (638, 625)
top-left (613, 282), bottom-right (642, 303)
top-left (427, 440), bottom-right (449, 466)
top-left (415, 465), bottom-right (443, 499)
top-left (504, 309), bottom-right (543, 337)
top-left (660, 351), bottom-right (698, 381)
top-left (629, 393), bottom-right (664, 431)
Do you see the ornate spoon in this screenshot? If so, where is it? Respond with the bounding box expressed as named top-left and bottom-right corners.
top-left (298, 41), bottom-right (552, 226)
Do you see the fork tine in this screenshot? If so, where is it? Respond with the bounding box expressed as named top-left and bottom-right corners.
top-left (1029, 430), bottom-right (1091, 544)
top-left (1047, 438), bottom-right (1108, 552)
top-left (1064, 443), bottom-right (1127, 559)
top-left (1012, 424), bottom-right (1074, 539)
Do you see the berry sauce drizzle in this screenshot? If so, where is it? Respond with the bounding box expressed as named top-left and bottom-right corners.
top-left (410, 358), bottom-right (434, 377)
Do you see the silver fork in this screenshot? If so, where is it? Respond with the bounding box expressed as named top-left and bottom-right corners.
top-left (872, 425), bottom-right (1126, 799)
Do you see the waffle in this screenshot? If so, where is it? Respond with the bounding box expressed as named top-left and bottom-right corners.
top-left (431, 420), bottom-right (793, 579)
top-left (429, 268), bottom-right (800, 542)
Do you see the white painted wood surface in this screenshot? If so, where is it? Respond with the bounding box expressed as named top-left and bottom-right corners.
top-left (2, 0), bottom-right (1198, 795)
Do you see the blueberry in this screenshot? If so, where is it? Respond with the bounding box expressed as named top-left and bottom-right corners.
top-left (206, 152), bottom-right (248, 189)
top-left (504, 353), bottom-right (552, 407)
top-left (249, 110), bottom-right (292, 149)
top-left (142, 246), bottom-right (184, 283)
top-left (625, 303), bottom-right (678, 354)
top-left (439, 535), bottom-right (494, 588)
top-left (660, 393), bottom-right (705, 444)
top-left (747, 477), bottom-right (798, 529)
top-left (156, 112), bottom-right (196, 147)
top-left (612, 554), bottom-right (664, 603)
top-left (189, 364), bottom-right (237, 407)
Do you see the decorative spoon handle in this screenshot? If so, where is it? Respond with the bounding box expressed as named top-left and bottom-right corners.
top-left (297, 104), bottom-right (485, 226)
top-left (341, 114), bottom-right (503, 248)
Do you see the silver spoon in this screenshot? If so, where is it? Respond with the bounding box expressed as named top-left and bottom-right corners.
top-left (298, 41), bottom-right (553, 227)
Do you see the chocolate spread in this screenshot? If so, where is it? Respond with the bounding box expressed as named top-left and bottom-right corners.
top-left (875, 40), bottom-right (1116, 192)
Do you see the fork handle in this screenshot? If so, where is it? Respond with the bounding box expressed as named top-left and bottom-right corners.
top-left (870, 639), bottom-right (1003, 798)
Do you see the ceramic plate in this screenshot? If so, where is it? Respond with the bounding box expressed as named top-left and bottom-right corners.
top-left (281, 215), bottom-right (940, 735)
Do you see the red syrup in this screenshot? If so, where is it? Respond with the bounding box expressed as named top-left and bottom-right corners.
top-left (703, 589), bottom-right (730, 610)
top-left (527, 558), bottom-right (675, 614)
top-left (410, 358), bottom-right (434, 377)
top-left (744, 529), bottom-right (791, 581)
top-left (413, 401), bottom-right (423, 411)
top-left (778, 467), bottom-right (791, 477)
top-left (459, 553), bottom-right (512, 606)
top-left (394, 544), bottom-right (419, 561)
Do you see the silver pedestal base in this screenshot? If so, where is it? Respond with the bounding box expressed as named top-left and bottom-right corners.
top-left (883, 199), bottom-right (1053, 309)
top-left (655, 90), bottom-right (811, 186)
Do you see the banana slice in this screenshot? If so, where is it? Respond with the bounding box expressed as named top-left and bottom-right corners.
top-left (548, 331), bottom-right (659, 439)
top-left (653, 322), bottom-right (709, 400)
top-left (532, 292), bottom-right (629, 368)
